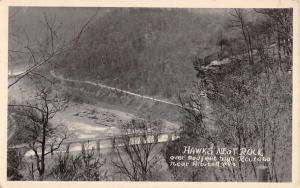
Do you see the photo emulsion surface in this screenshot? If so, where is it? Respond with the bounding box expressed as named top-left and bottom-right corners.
top-left (7, 7), bottom-right (292, 182)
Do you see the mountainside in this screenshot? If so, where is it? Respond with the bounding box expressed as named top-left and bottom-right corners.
top-left (56, 8), bottom-right (229, 99)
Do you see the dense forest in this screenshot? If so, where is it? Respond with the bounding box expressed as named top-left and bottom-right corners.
top-left (55, 9), bottom-right (229, 99)
top-left (56, 8), bottom-right (292, 101)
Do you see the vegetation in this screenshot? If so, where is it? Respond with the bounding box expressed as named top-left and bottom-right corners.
top-left (166, 8), bottom-right (292, 182)
top-left (50, 150), bottom-right (107, 181)
top-left (8, 79), bottom-right (68, 180)
top-left (56, 8), bottom-right (228, 99)
top-left (8, 8), bottom-right (292, 182)
top-left (111, 119), bottom-right (166, 181)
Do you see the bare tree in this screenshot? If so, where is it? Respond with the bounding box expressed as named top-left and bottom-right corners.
top-left (8, 81), bottom-right (68, 180)
top-left (191, 54), bottom-right (292, 181)
top-left (229, 9), bottom-right (254, 65)
top-left (50, 149), bottom-right (107, 181)
top-left (254, 9), bottom-right (293, 70)
top-left (8, 8), bottom-right (99, 88)
top-left (216, 31), bottom-right (229, 59)
top-left (111, 119), bottom-right (164, 181)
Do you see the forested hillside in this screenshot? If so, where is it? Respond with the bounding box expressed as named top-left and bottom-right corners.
top-left (167, 9), bottom-right (292, 181)
top-left (56, 8), bottom-right (229, 99)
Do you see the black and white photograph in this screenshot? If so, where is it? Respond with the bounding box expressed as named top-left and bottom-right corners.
top-left (5, 4), bottom-right (296, 183)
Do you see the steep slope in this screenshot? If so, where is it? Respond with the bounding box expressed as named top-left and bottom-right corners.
top-left (56, 8), bottom-right (229, 99)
